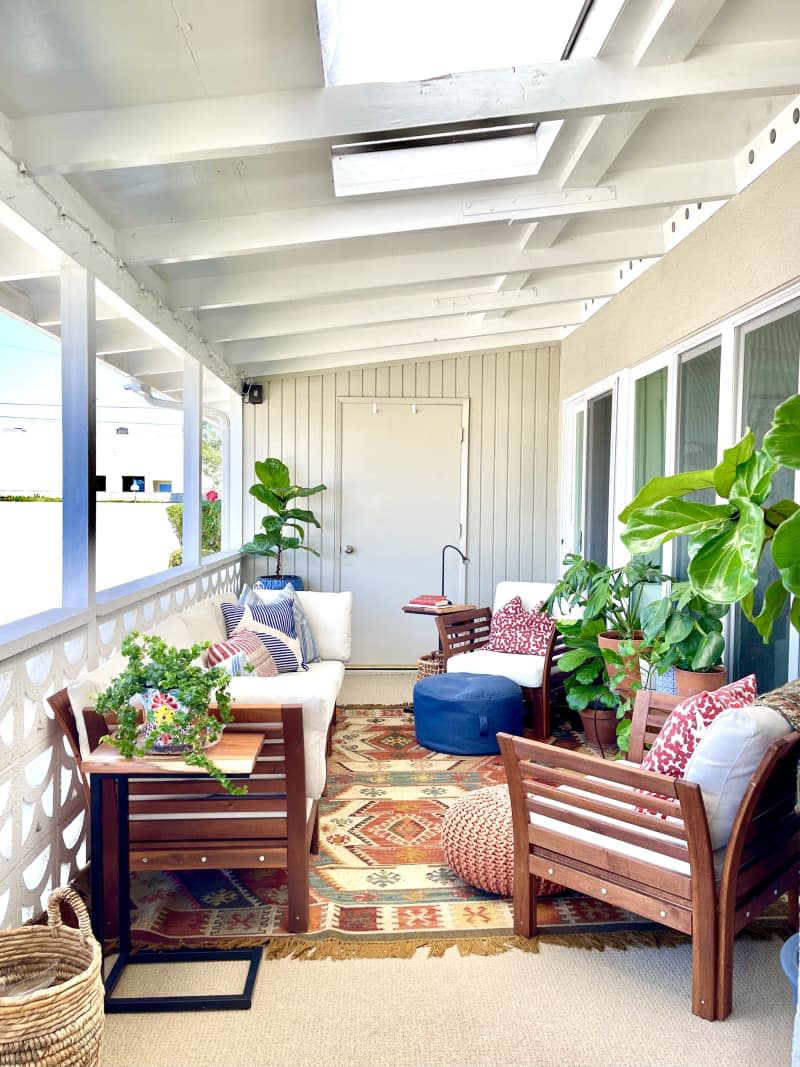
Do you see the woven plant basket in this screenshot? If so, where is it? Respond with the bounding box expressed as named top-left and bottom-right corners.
top-left (417, 651), bottom-right (445, 679)
top-left (0, 887), bottom-right (103, 1067)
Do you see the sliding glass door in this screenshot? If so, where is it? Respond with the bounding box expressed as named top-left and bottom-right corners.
top-left (731, 306), bottom-right (800, 690)
top-left (674, 343), bottom-right (721, 580)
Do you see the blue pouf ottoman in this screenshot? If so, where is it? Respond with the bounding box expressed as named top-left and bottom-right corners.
top-left (413, 673), bottom-right (524, 755)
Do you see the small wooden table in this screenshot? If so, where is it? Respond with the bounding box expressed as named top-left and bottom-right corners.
top-left (401, 602), bottom-right (476, 617)
top-left (84, 732), bottom-right (264, 1013)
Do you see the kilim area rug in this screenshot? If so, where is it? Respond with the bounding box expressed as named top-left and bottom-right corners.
top-left (126, 707), bottom-right (788, 959)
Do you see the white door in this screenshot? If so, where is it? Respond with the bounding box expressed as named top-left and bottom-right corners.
top-left (339, 399), bottom-right (468, 666)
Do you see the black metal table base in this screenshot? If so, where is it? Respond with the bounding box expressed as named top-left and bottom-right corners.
top-left (103, 947), bottom-right (262, 1013)
top-left (90, 771), bottom-right (262, 1013)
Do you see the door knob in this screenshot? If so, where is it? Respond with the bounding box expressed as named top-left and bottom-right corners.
top-left (344, 544), bottom-right (355, 554)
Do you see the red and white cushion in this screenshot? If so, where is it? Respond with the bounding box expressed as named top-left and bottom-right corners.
top-left (486, 596), bottom-right (555, 656)
top-left (203, 631), bottom-right (278, 677)
top-left (641, 674), bottom-right (758, 779)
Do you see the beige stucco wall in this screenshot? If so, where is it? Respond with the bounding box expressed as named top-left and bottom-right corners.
top-left (560, 141), bottom-right (800, 399)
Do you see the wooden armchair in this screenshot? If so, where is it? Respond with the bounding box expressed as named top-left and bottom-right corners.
top-left (48, 689), bottom-right (320, 942)
top-left (435, 581), bottom-right (567, 740)
top-left (499, 689), bottom-right (800, 1020)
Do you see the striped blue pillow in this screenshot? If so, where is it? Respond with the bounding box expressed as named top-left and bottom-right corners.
top-left (220, 599), bottom-right (306, 673)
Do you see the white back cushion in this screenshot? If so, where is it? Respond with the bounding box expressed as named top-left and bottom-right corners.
top-left (683, 703), bottom-right (790, 850)
top-left (179, 593), bottom-right (235, 645)
top-left (296, 590), bottom-right (352, 662)
top-left (494, 581), bottom-right (555, 613)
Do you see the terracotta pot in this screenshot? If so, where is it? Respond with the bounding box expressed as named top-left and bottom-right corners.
top-left (578, 706), bottom-right (618, 756)
top-left (674, 665), bottom-right (728, 699)
top-left (597, 630), bottom-right (644, 693)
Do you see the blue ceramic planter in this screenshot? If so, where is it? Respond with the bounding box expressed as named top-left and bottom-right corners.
top-left (253, 575), bottom-right (304, 592)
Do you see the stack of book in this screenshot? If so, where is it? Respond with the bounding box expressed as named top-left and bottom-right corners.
top-left (404, 593), bottom-right (451, 612)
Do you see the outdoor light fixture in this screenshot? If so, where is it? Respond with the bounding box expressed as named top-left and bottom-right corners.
top-left (440, 543), bottom-right (469, 600)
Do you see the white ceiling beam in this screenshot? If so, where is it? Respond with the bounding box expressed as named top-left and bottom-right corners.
top-left (90, 319), bottom-right (163, 355)
top-left (558, 0), bottom-right (728, 188)
top-left (120, 159), bottom-right (733, 265)
top-left (0, 148), bottom-right (240, 391)
top-left (633, 0), bottom-right (729, 67)
top-left (0, 280), bottom-right (32, 322)
top-left (168, 225), bottom-right (666, 310)
top-left (237, 328), bottom-right (565, 379)
top-left (0, 235), bottom-right (59, 280)
top-left (11, 40), bottom-right (800, 175)
top-left (198, 271), bottom-right (616, 341)
top-left (223, 302), bottom-right (586, 365)
top-left (102, 351), bottom-right (183, 377)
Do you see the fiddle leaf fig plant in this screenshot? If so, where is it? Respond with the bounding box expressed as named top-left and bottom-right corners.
top-left (242, 458), bottom-right (326, 578)
top-left (243, 456), bottom-right (326, 580)
top-left (620, 392), bottom-right (800, 642)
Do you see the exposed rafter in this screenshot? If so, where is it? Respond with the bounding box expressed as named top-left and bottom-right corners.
top-left (11, 40), bottom-right (800, 175)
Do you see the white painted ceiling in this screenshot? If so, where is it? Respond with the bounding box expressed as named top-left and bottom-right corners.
top-left (0, 0), bottom-right (799, 398)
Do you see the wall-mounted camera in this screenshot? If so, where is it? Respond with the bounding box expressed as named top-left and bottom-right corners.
top-left (241, 380), bottom-right (264, 405)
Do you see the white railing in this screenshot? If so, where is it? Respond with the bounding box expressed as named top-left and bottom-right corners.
top-left (0, 556), bottom-right (240, 929)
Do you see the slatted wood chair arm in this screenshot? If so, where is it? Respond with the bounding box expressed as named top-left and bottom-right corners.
top-left (435, 605), bottom-right (492, 662)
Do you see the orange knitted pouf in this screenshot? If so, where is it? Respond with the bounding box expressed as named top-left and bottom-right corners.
top-left (441, 784), bottom-right (562, 898)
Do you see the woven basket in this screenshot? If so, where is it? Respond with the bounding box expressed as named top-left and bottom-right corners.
top-left (0, 887), bottom-right (103, 1067)
top-left (417, 651), bottom-right (446, 679)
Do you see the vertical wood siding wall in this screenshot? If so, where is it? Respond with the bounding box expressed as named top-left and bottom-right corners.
top-left (242, 345), bottom-right (560, 611)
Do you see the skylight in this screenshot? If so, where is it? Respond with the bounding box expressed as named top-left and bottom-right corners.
top-left (317, 0), bottom-right (592, 87)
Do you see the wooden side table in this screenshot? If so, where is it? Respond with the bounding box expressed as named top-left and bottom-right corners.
top-left (84, 732), bottom-right (264, 1013)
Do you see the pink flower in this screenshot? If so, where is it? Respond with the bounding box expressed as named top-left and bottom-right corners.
top-left (206, 490), bottom-right (219, 501)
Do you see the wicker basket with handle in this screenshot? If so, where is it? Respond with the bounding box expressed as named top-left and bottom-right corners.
top-left (417, 651), bottom-right (446, 679)
top-left (0, 886), bottom-right (103, 1067)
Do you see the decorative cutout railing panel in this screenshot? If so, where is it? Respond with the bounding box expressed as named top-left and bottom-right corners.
top-left (0, 560), bottom-right (239, 928)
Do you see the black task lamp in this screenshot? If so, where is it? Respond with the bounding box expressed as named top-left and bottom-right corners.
top-left (440, 543), bottom-right (469, 601)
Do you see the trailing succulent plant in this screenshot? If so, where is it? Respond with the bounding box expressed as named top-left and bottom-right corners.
top-left (94, 631), bottom-right (245, 795)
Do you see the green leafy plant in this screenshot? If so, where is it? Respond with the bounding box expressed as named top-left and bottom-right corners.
top-left (640, 581), bottom-right (727, 677)
top-left (544, 554), bottom-right (667, 751)
top-left (94, 631), bottom-right (244, 795)
top-left (241, 458), bottom-right (326, 578)
top-left (544, 553), bottom-right (668, 639)
top-left (167, 499), bottom-right (222, 567)
top-left (620, 392), bottom-right (800, 642)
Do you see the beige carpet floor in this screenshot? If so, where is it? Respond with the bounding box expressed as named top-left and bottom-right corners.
top-left (100, 938), bottom-right (793, 1067)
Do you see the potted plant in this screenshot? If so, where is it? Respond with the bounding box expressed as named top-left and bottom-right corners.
top-left (620, 392), bottom-right (800, 643)
top-left (640, 581), bottom-right (728, 697)
top-left (545, 553), bottom-right (666, 751)
top-left (242, 458), bottom-right (326, 590)
top-left (545, 553), bottom-right (668, 691)
top-left (552, 614), bottom-right (622, 753)
top-left (94, 631), bottom-right (245, 795)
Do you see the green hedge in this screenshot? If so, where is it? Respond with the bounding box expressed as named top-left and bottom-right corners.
top-left (167, 500), bottom-right (222, 567)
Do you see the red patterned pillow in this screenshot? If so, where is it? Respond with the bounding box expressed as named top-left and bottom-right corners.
top-left (203, 631), bottom-right (278, 677)
top-left (640, 674), bottom-right (757, 779)
top-left (486, 596), bottom-right (555, 656)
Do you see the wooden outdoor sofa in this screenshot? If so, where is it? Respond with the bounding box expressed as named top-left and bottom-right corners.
top-left (48, 690), bottom-right (320, 943)
top-left (499, 688), bottom-right (800, 1020)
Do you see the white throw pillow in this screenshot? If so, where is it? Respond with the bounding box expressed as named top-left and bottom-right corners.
top-left (296, 591), bottom-right (352, 662)
top-left (683, 703), bottom-right (790, 850)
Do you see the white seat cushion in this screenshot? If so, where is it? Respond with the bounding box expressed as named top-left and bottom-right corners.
top-left (532, 769), bottom-right (726, 879)
top-left (446, 648), bottom-right (545, 688)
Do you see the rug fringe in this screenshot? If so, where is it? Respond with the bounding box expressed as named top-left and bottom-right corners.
top-left (132, 918), bottom-right (788, 961)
